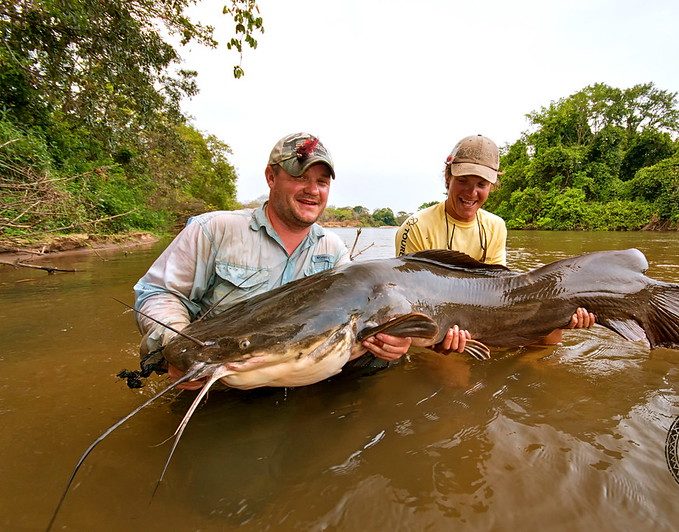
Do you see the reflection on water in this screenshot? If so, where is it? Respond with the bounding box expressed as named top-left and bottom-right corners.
top-left (1, 230), bottom-right (679, 530)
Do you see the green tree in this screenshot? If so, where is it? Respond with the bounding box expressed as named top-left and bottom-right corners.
top-left (527, 91), bottom-right (591, 149)
top-left (372, 207), bottom-right (396, 226)
top-left (622, 153), bottom-right (679, 224)
top-left (496, 82), bottom-right (679, 230)
top-left (617, 83), bottom-right (679, 134)
top-left (395, 211), bottom-right (410, 225)
top-left (418, 201), bottom-right (439, 210)
top-left (619, 129), bottom-right (676, 181)
top-left (0, 1), bottom-right (263, 148)
top-left (0, 1), bottom-right (261, 238)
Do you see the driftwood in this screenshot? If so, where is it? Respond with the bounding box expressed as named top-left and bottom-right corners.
top-left (348, 227), bottom-right (375, 261)
top-left (0, 247), bottom-right (46, 255)
top-left (0, 260), bottom-right (78, 274)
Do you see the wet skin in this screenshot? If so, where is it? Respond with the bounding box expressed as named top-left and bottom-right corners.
top-left (163, 248), bottom-right (679, 391)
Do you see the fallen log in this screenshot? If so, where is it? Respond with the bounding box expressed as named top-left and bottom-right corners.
top-left (0, 260), bottom-right (78, 274)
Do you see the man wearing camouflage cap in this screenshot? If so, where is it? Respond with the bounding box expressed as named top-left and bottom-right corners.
top-left (135, 132), bottom-right (411, 388)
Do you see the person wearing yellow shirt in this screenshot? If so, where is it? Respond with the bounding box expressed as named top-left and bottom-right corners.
top-left (395, 134), bottom-right (595, 356)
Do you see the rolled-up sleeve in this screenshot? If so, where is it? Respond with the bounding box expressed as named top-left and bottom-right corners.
top-left (133, 219), bottom-right (216, 351)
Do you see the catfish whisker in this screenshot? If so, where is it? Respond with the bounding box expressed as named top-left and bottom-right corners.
top-left (151, 365), bottom-right (230, 499)
top-left (46, 364), bottom-right (206, 531)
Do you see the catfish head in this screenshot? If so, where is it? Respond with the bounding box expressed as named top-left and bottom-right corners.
top-left (162, 316), bottom-right (362, 390)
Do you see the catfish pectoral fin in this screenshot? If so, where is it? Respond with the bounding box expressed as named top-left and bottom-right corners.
top-left (357, 313), bottom-right (439, 342)
top-left (463, 339), bottom-right (491, 361)
top-left (598, 317), bottom-right (647, 344)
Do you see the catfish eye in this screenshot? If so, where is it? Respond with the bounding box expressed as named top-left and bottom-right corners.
top-left (239, 339), bottom-right (250, 350)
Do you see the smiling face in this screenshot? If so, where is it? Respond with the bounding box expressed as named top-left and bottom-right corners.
top-left (445, 174), bottom-right (492, 222)
top-left (265, 162), bottom-right (332, 230)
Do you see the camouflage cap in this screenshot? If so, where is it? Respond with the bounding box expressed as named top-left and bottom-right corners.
top-left (445, 134), bottom-right (500, 184)
top-left (268, 132), bottom-right (335, 178)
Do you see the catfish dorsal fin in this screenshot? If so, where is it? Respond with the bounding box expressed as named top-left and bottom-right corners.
top-left (404, 250), bottom-right (511, 272)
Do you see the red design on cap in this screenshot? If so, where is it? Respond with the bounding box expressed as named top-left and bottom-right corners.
top-left (296, 137), bottom-right (319, 159)
top-left (445, 155), bottom-right (454, 165)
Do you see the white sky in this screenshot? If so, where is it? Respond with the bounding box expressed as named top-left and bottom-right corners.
top-left (180, 0), bottom-right (679, 214)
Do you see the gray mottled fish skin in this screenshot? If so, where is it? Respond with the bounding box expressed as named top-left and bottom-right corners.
top-left (162, 248), bottom-right (679, 389)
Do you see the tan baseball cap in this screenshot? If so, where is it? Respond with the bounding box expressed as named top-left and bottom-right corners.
top-left (268, 132), bottom-right (335, 178)
top-left (446, 134), bottom-right (500, 184)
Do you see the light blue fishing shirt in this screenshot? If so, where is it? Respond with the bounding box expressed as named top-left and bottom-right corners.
top-left (134, 205), bottom-right (350, 352)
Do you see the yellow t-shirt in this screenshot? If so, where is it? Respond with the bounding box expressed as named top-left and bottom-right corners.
top-left (395, 202), bottom-right (507, 265)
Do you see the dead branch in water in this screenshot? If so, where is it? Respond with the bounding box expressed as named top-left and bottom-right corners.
top-left (351, 242), bottom-right (375, 260)
top-left (349, 227), bottom-right (375, 261)
top-left (349, 227), bottom-right (362, 258)
top-left (0, 260), bottom-right (78, 274)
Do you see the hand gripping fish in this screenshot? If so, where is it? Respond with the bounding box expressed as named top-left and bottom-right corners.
top-left (47, 249), bottom-right (679, 529)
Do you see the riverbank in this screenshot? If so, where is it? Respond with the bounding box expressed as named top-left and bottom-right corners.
top-left (0, 223), bottom-right (394, 263)
top-left (321, 221), bottom-right (398, 229)
top-left (0, 232), bottom-right (160, 263)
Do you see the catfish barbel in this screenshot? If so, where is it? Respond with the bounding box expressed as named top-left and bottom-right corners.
top-left (47, 248), bottom-right (679, 529)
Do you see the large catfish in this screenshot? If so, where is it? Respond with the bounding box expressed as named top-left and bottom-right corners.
top-left (164, 248), bottom-right (679, 389)
top-left (47, 248), bottom-right (679, 529)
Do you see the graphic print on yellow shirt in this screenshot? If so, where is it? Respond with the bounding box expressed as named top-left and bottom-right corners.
top-left (395, 202), bottom-right (507, 265)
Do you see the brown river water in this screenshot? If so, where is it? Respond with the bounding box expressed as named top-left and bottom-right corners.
top-left (1, 228), bottom-right (679, 531)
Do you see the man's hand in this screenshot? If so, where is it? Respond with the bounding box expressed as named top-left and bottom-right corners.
top-left (139, 322), bottom-right (187, 358)
top-left (430, 325), bottom-right (471, 355)
top-left (568, 307), bottom-right (596, 329)
top-left (362, 333), bottom-right (412, 361)
top-left (540, 307), bottom-right (597, 345)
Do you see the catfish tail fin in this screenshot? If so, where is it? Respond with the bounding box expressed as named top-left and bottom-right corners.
top-left (598, 281), bottom-right (679, 349)
top-left (644, 282), bottom-right (679, 348)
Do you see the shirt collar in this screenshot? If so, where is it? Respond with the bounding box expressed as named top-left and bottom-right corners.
top-left (250, 203), bottom-right (325, 245)
top-left (250, 204), bottom-right (269, 231)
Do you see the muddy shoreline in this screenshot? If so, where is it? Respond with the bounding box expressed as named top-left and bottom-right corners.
top-left (0, 232), bottom-right (160, 263)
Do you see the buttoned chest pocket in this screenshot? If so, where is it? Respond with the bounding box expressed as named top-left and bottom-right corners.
top-left (214, 262), bottom-right (270, 304)
top-left (304, 254), bottom-right (334, 276)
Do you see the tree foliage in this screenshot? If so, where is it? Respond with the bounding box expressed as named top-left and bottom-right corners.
top-left (320, 205), bottom-right (402, 227)
top-left (0, 0), bottom-right (263, 240)
top-left (485, 82), bottom-right (679, 230)
top-left (372, 207), bottom-right (396, 226)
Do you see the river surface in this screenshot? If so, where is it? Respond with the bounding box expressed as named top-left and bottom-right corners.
top-left (1, 228), bottom-right (679, 531)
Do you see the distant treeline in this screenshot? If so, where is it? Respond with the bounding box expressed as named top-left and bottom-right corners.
top-left (1, 2), bottom-right (677, 243)
top-left (320, 206), bottom-right (411, 227)
top-left (486, 83), bottom-right (679, 230)
top-left (322, 83), bottom-right (679, 231)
